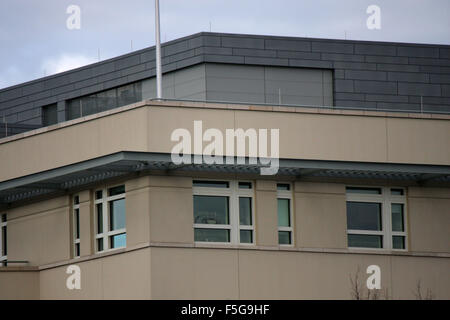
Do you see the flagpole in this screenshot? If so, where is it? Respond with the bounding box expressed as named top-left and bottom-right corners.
top-left (155, 0), bottom-right (162, 100)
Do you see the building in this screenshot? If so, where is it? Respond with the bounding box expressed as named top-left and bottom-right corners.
top-left (0, 32), bottom-right (449, 299)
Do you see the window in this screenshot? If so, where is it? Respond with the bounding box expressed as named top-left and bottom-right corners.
top-left (66, 82), bottom-right (142, 120)
top-left (95, 185), bottom-right (126, 252)
top-left (193, 180), bottom-right (254, 244)
top-left (73, 195), bottom-right (80, 258)
top-left (0, 214), bottom-right (6, 266)
top-left (346, 187), bottom-right (407, 250)
top-left (42, 104), bottom-right (58, 126)
top-left (277, 183), bottom-right (293, 245)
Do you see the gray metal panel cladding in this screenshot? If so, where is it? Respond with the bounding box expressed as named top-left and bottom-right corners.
top-left (1, 32), bottom-right (450, 131)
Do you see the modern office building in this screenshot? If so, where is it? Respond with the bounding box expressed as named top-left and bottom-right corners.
top-left (0, 32), bottom-right (449, 299)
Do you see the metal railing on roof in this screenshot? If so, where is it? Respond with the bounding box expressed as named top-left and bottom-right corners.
top-left (149, 98), bottom-right (450, 115)
top-left (1, 98), bottom-right (448, 140)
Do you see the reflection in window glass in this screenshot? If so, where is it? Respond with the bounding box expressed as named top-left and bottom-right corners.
top-left (391, 189), bottom-right (404, 196)
top-left (75, 209), bottom-right (80, 239)
top-left (346, 187), bottom-right (382, 195)
top-left (110, 233), bottom-right (126, 249)
top-left (391, 204), bottom-right (404, 232)
top-left (66, 82), bottom-right (143, 120)
top-left (134, 82), bottom-right (142, 101)
top-left (277, 184), bottom-right (290, 191)
top-left (96, 203), bottom-right (103, 234)
top-left (239, 197), bottom-right (252, 226)
top-left (95, 185), bottom-right (126, 253)
top-left (240, 230), bottom-right (253, 244)
top-left (42, 104), bottom-right (58, 126)
top-left (193, 181), bottom-right (254, 244)
top-left (81, 95), bottom-right (97, 116)
top-left (2, 226), bottom-right (5, 255)
top-left (238, 182), bottom-right (252, 189)
top-left (67, 99), bottom-right (81, 119)
top-left (194, 196), bottom-right (229, 225)
top-left (108, 185), bottom-right (125, 197)
top-left (347, 202), bottom-right (382, 231)
top-left (117, 84), bottom-right (135, 106)
top-left (109, 199), bottom-right (126, 231)
top-left (346, 186), bottom-right (407, 250)
top-left (194, 229), bottom-right (230, 242)
top-left (1, 214), bottom-right (7, 260)
top-left (97, 89), bottom-right (117, 112)
top-left (348, 234), bottom-right (383, 248)
top-left (97, 238), bottom-right (104, 251)
top-left (392, 236), bottom-right (405, 249)
top-left (193, 181), bottom-right (229, 188)
top-left (278, 231), bottom-right (291, 245)
top-left (277, 199), bottom-right (290, 227)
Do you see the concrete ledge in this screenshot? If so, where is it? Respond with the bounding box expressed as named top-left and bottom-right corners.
top-left (25, 241), bottom-right (450, 272)
top-left (1, 98), bottom-right (449, 146)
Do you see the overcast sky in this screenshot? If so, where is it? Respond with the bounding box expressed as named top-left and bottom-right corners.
top-left (0, 0), bottom-right (449, 89)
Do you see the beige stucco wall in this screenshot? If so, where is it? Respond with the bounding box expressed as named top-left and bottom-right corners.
top-left (6, 196), bottom-right (71, 266)
top-left (39, 248), bottom-right (151, 300)
top-left (1, 246), bottom-right (449, 300)
top-left (0, 175), bottom-right (449, 299)
top-left (1, 101), bottom-right (449, 182)
top-left (254, 180), bottom-right (278, 247)
top-left (78, 190), bottom-right (92, 257)
top-left (0, 270), bottom-right (39, 299)
top-left (408, 187), bottom-right (450, 253)
top-left (294, 182), bottom-right (347, 249)
top-left (1, 162), bottom-right (449, 300)
top-left (4, 177), bottom-right (448, 260)
top-left (0, 106), bottom-right (149, 182)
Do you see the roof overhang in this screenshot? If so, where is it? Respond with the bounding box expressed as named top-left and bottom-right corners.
top-left (1, 151), bottom-right (450, 205)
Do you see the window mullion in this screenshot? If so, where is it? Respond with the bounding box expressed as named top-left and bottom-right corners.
top-left (231, 181), bottom-right (239, 244)
top-left (103, 188), bottom-right (108, 250)
top-left (384, 195), bottom-right (392, 249)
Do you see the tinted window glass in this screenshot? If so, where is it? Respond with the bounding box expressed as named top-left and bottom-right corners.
top-left (194, 195), bottom-right (229, 225)
top-left (42, 104), bottom-right (58, 126)
top-left (277, 199), bottom-right (290, 227)
top-left (348, 234), bottom-right (383, 248)
top-left (194, 229), bottom-right (230, 242)
top-left (347, 202), bottom-right (382, 231)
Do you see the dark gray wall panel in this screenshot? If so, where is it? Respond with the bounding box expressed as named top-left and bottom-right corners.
top-left (333, 61), bottom-right (377, 71)
top-left (221, 36), bottom-right (264, 49)
top-left (265, 39), bottom-right (311, 52)
top-left (233, 48), bottom-right (277, 58)
top-left (398, 83), bottom-right (441, 96)
top-left (345, 70), bottom-right (387, 81)
top-left (289, 59), bottom-right (332, 69)
top-left (1, 31), bottom-right (450, 138)
top-left (322, 53), bottom-right (364, 62)
top-left (312, 41), bottom-right (354, 54)
top-left (397, 46), bottom-right (439, 58)
top-left (355, 44), bottom-right (396, 56)
top-left (195, 47), bottom-right (233, 56)
top-left (277, 51), bottom-right (320, 60)
top-left (354, 81), bottom-right (397, 95)
top-left (365, 55), bottom-right (408, 64)
top-left (334, 79), bottom-right (354, 93)
top-left (387, 72), bottom-right (429, 83)
top-left (244, 57), bottom-right (289, 66)
top-left (365, 94), bottom-right (409, 103)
